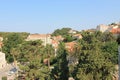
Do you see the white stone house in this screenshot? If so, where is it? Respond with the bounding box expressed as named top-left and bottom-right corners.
top-left (96, 24), bottom-right (110, 32)
top-left (0, 52), bottom-right (7, 69)
top-left (26, 34), bottom-right (52, 46)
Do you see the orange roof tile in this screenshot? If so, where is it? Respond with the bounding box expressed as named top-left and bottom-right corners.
top-left (65, 42), bottom-right (77, 52)
top-left (110, 28), bottom-right (120, 34)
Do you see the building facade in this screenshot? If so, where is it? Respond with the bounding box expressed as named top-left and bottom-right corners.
top-left (96, 24), bottom-right (111, 32)
top-left (26, 34), bottom-right (52, 46)
top-left (0, 52), bottom-right (6, 69)
top-left (0, 37), bottom-right (3, 49)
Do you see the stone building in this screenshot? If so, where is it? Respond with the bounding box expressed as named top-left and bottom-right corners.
top-left (26, 34), bottom-right (52, 46)
top-left (0, 52), bottom-right (6, 69)
top-left (96, 24), bottom-right (111, 32)
top-left (0, 37), bottom-right (3, 49)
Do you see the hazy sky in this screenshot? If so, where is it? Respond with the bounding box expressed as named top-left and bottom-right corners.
top-left (0, 0), bottom-right (120, 33)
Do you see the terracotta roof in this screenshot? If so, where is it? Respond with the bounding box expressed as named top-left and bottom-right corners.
top-left (110, 28), bottom-right (120, 34)
top-left (52, 40), bottom-right (59, 49)
top-left (52, 35), bottom-right (64, 41)
top-left (27, 34), bottom-right (51, 40)
top-left (65, 42), bottom-right (77, 52)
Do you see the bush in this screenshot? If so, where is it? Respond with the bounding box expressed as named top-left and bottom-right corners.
top-left (2, 76), bottom-right (7, 80)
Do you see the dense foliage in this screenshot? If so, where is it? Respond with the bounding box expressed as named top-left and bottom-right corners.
top-left (2, 33), bottom-right (24, 63)
top-left (51, 43), bottom-right (69, 80)
top-left (1, 30), bottom-right (119, 80)
top-left (52, 28), bottom-right (71, 36)
top-left (72, 31), bottom-right (118, 80)
top-left (52, 28), bottom-right (75, 42)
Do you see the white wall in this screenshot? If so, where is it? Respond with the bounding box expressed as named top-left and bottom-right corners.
top-left (0, 52), bottom-right (6, 69)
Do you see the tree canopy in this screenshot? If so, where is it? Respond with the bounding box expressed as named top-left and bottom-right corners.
top-left (0, 30), bottom-right (118, 79)
top-left (2, 33), bottom-right (24, 63)
top-left (52, 28), bottom-right (71, 36)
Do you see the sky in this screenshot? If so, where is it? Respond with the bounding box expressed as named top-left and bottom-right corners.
top-left (0, 0), bottom-right (120, 34)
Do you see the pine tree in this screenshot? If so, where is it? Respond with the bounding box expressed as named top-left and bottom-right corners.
top-left (51, 42), bottom-right (69, 80)
top-left (72, 32), bottom-right (115, 80)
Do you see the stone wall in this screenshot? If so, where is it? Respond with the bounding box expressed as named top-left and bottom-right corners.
top-left (0, 52), bottom-right (6, 69)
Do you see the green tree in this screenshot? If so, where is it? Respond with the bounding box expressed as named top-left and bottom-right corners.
top-left (100, 32), bottom-right (116, 42)
top-left (72, 31), bottom-right (115, 80)
top-left (2, 76), bottom-right (7, 80)
top-left (17, 40), bottom-right (52, 80)
top-left (63, 35), bottom-right (74, 42)
top-left (102, 41), bottom-right (118, 64)
top-left (52, 28), bottom-right (71, 36)
top-left (16, 40), bottom-right (43, 62)
top-left (117, 34), bottom-right (120, 44)
top-left (51, 42), bottom-right (69, 80)
top-left (73, 42), bottom-right (114, 80)
top-left (43, 44), bottom-right (54, 69)
top-left (2, 33), bottom-right (23, 63)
